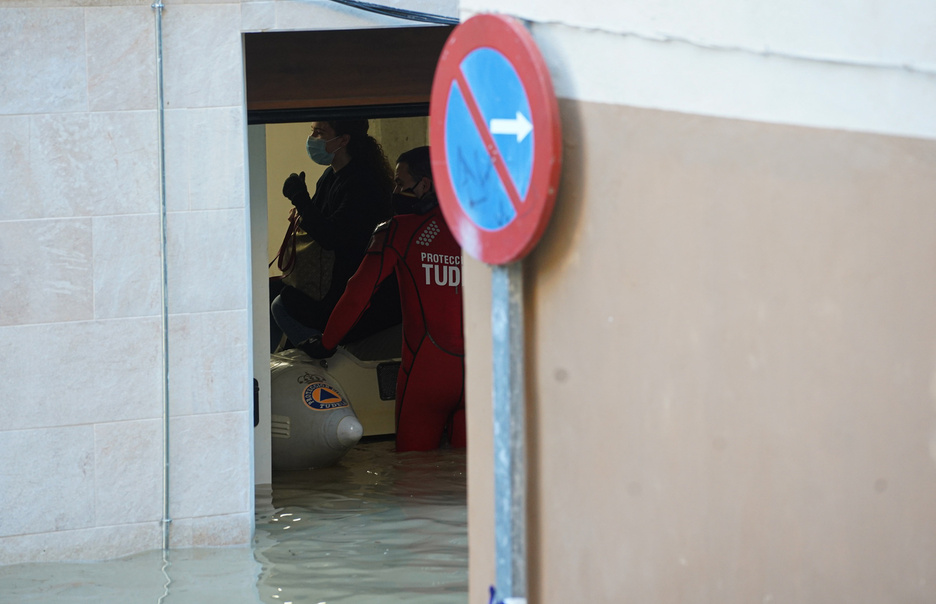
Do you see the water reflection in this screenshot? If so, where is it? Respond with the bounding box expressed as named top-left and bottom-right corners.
top-left (0, 440), bottom-right (467, 603)
top-left (256, 439), bottom-right (468, 604)
top-left (0, 548), bottom-right (263, 603)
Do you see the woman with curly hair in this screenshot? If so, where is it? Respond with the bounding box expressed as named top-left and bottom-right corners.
top-left (272, 119), bottom-right (400, 349)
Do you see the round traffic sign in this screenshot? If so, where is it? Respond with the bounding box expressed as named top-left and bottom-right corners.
top-left (429, 14), bottom-right (562, 265)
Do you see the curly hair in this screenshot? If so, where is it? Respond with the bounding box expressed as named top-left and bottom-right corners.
top-left (329, 119), bottom-right (394, 192)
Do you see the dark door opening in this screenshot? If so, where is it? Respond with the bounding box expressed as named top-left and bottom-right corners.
top-left (245, 25), bottom-right (457, 481)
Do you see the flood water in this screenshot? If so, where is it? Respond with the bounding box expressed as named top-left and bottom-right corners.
top-left (0, 439), bottom-right (468, 603)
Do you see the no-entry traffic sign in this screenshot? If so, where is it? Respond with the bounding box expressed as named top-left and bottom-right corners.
top-left (429, 14), bottom-right (562, 265)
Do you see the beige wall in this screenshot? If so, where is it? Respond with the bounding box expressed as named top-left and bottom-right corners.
top-left (0, 0), bottom-right (449, 565)
top-left (0, 2), bottom-right (253, 563)
top-left (265, 122), bottom-right (327, 275)
top-left (467, 98), bottom-right (936, 601)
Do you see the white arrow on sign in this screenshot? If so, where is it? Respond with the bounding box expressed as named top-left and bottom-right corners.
top-left (489, 112), bottom-right (532, 143)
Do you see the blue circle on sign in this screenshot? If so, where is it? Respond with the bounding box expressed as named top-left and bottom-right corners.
top-left (444, 48), bottom-right (533, 231)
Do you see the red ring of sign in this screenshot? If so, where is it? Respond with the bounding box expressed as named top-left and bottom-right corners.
top-left (429, 14), bottom-right (562, 265)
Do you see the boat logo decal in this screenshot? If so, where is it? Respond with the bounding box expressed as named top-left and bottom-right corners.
top-left (302, 382), bottom-right (348, 411)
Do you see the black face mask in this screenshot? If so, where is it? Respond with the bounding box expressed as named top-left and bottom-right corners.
top-left (391, 189), bottom-right (437, 215)
top-left (391, 191), bottom-right (419, 215)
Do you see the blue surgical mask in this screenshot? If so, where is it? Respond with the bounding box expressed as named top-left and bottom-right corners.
top-left (306, 135), bottom-right (339, 165)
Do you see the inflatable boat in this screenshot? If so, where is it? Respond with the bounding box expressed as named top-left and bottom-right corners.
top-left (270, 324), bottom-right (402, 469)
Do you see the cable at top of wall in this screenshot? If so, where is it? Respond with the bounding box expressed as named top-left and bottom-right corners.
top-left (323, 0), bottom-right (458, 25)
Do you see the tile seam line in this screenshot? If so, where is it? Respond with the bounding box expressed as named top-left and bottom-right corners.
top-left (1, 414), bottom-right (252, 449)
top-left (517, 17), bottom-right (936, 77)
top-left (0, 309), bottom-right (247, 330)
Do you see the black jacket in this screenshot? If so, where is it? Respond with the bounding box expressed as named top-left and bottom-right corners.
top-left (281, 160), bottom-right (394, 333)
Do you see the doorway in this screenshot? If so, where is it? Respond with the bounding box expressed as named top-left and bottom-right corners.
top-left (243, 24), bottom-right (454, 481)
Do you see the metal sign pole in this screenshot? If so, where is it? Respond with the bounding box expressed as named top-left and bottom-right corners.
top-left (428, 14), bottom-right (560, 603)
top-left (492, 261), bottom-right (527, 603)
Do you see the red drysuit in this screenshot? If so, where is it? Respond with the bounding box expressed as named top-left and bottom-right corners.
top-left (320, 205), bottom-right (465, 451)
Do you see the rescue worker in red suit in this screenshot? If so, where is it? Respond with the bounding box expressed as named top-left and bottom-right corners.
top-left (300, 146), bottom-right (465, 452)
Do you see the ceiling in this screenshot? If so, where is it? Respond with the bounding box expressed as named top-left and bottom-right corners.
top-left (244, 26), bottom-right (454, 124)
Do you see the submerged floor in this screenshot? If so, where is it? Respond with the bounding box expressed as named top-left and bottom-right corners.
top-left (0, 440), bottom-right (468, 603)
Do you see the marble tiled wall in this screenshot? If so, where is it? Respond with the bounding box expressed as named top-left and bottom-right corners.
top-left (0, 0), bottom-right (459, 566)
top-left (0, 1), bottom-right (251, 564)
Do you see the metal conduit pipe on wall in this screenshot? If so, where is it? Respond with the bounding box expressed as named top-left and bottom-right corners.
top-left (152, 0), bottom-right (172, 552)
